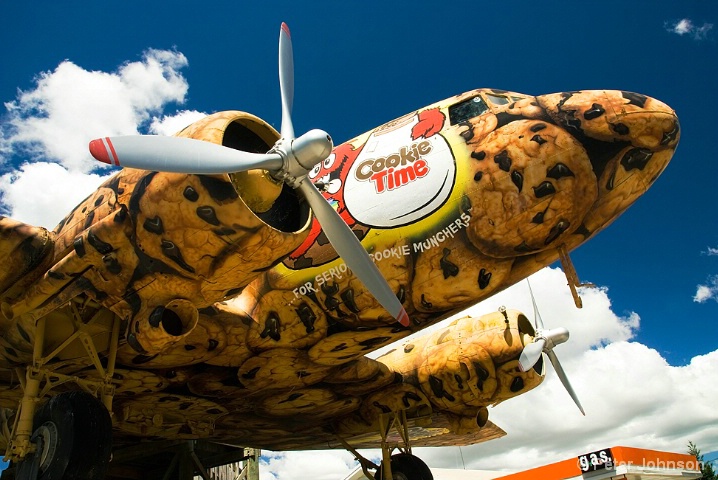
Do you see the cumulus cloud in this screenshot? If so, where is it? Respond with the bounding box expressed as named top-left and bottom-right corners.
top-left (149, 110), bottom-right (207, 136)
top-left (694, 275), bottom-right (718, 303)
top-left (0, 50), bottom-right (208, 228)
top-left (446, 344), bottom-right (718, 471)
top-left (665, 18), bottom-right (714, 40)
top-left (261, 268), bottom-right (718, 479)
top-left (693, 246), bottom-right (718, 303)
top-left (0, 162), bottom-right (109, 228)
top-left (0, 48), bottom-right (189, 173)
top-left (261, 451), bottom-right (360, 480)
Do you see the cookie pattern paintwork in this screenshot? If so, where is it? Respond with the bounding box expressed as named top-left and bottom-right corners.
top-left (0, 88), bottom-right (678, 452)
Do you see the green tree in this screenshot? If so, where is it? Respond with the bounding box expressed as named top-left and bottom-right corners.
top-left (688, 441), bottom-right (717, 480)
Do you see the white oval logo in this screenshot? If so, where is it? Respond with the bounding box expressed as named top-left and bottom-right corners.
top-left (344, 113), bottom-right (456, 227)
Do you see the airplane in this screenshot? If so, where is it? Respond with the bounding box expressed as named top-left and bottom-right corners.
top-left (0, 22), bottom-right (679, 480)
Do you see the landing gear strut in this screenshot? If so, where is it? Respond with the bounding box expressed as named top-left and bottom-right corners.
top-left (3, 302), bottom-right (120, 479)
top-left (340, 408), bottom-right (435, 480)
top-left (375, 410), bottom-right (433, 480)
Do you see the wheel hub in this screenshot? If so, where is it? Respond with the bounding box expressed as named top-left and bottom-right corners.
top-left (34, 421), bottom-right (59, 472)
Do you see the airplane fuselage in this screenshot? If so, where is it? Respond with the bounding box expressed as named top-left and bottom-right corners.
top-left (1, 88), bottom-right (679, 368)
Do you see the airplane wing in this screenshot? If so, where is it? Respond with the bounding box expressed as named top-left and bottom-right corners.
top-left (84, 308), bottom-right (541, 454)
top-left (321, 417), bottom-right (507, 450)
top-left (1, 201), bottom-right (540, 466)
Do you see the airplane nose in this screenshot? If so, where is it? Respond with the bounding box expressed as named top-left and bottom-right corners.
top-left (535, 90), bottom-right (679, 187)
top-left (529, 89), bottom-right (679, 242)
top-left (461, 89), bottom-right (679, 259)
top-left (535, 90), bottom-right (679, 150)
top-left (600, 90), bottom-right (680, 151)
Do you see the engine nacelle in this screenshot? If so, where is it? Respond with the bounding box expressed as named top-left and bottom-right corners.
top-left (1, 111), bottom-right (313, 358)
top-left (374, 309), bottom-right (544, 430)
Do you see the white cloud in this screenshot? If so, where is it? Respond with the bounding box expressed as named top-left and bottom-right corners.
top-left (694, 275), bottom-right (718, 303)
top-left (694, 247), bottom-right (718, 302)
top-left (149, 110), bottom-right (207, 136)
top-left (0, 162), bottom-right (110, 228)
top-left (673, 19), bottom-right (694, 35)
top-left (261, 450), bottom-right (360, 480)
top-left (1, 49), bottom-right (190, 174)
top-left (0, 50), bottom-right (209, 229)
top-left (665, 18), bottom-right (714, 40)
top-left (445, 343), bottom-right (718, 473)
top-left (262, 268), bottom-right (718, 479)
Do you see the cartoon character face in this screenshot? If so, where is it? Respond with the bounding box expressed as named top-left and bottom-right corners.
top-left (308, 153), bottom-right (342, 196)
top-left (289, 142), bottom-right (364, 263)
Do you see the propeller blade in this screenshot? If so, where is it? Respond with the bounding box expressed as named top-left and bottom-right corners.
top-left (518, 338), bottom-right (546, 372)
top-left (89, 136), bottom-right (283, 174)
top-left (296, 177), bottom-right (409, 327)
top-left (279, 22), bottom-right (295, 140)
top-left (527, 279), bottom-right (545, 330)
top-left (546, 349), bottom-right (585, 415)
top-left (90, 23), bottom-right (409, 331)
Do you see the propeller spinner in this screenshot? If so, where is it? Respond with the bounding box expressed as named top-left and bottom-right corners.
top-left (518, 280), bottom-right (585, 415)
top-left (88, 23), bottom-right (409, 327)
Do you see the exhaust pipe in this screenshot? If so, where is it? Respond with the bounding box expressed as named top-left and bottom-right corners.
top-left (127, 299), bottom-right (199, 354)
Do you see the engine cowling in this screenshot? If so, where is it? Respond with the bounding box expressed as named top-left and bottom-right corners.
top-left (2, 112), bottom-right (312, 357)
top-left (371, 309), bottom-right (545, 433)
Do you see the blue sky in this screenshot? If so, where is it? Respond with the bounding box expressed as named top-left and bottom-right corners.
top-left (1, 1), bottom-right (717, 477)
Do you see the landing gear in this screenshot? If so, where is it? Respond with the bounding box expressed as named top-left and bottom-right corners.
top-left (374, 409), bottom-right (434, 480)
top-left (339, 407), bottom-right (435, 480)
top-left (15, 391), bottom-right (112, 480)
top-left (375, 453), bottom-right (433, 480)
top-left (4, 305), bottom-right (120, 479)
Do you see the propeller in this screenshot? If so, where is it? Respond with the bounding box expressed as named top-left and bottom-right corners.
top-left (518, 280), bottom-right (585, 415)
top-left (88, 23), bottom-right (409, 327)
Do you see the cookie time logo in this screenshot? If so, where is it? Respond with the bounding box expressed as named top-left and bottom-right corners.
top-left (354, 141), bottom-right (432, 193)
top-left (344, 114), bottom-right (456, 228)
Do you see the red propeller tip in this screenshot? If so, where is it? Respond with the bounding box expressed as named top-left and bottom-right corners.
top-left (281, 22), bottom-right (291, 37)
top-left (89, 138), bottom-right (118, 166)
top-left (397, 308), bottom-right (410, 327)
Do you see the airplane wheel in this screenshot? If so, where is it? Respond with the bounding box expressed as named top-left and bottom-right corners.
top-left (375, 453), bottom-right (433, 480)
top-left (16, 391), bottom-right (112, 480)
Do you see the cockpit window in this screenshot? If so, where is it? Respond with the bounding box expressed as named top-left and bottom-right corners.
top-left (486, 93), bottom-right (510, 105)
top-left (449, 96), bottom-right (489, 125)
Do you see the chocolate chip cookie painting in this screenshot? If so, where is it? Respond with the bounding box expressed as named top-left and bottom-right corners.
top-left (1, 87), bottom-right (678, 463)
top-left (280, 88), bottom-right (679, 327)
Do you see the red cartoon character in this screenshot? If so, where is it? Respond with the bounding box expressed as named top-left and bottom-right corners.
top-left (288, 141), bottom-right (364, 266)
top-left (411, 108), bottom-right (445, 140)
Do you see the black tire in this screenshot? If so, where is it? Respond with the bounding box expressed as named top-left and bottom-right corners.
top-left (16, 395), bottom-right (74, 480)
top-left (15, 391), bottom-right (112, 480)
top-left (375, 453), bottom-right (433, 480)
top-left (61, 391), bottom-right (113, 480)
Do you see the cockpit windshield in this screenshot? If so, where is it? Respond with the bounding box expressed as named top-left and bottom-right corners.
top-left (449, 96), bottom-right (489, 125)
top-left (485, 93), bottom-right (511, 105)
